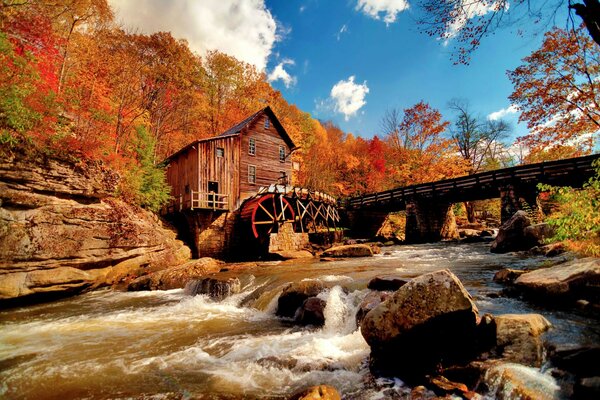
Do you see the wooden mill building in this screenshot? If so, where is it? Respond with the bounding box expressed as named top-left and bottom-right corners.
top-left (164, 106), bottom-right (298, 213)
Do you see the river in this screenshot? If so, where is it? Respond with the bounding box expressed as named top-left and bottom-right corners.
top-left (1, 242), bottom-right (599, 399)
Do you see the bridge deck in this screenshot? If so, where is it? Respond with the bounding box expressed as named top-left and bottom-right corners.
top-left (345, 154), bottom-right (600, 211)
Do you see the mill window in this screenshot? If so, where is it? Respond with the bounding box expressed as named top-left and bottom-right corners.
top-left (279, 145), bottom-right (286, 162)
top-left (248, 165), bottom-right (256, 184)
top-left (265, 118), bottom-right (270, 129)
top-left (249, 138), bottom-right (256, 156)
top-left (216, 147), bottom-right (224, 158)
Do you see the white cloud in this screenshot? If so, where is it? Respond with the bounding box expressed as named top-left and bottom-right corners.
top-left (330, 76), bottom-right (370, 121)
top-left (268, 59), bottom-right (297, 88)
top-left (488, 104), bottom-right (519, 121)
top-left (444, 1), bottom-right (503, 41)
top-left (356, 0), bottom-right (409, 25)
top-left (336, 24), bottom-right (348, 41)
top-left (108, 0), bottom-right (277, 71)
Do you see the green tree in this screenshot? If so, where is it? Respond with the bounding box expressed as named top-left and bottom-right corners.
top-left (540, 160), bottom-right (600, 256)
top-left (124, 125), bottom-right (171, 212)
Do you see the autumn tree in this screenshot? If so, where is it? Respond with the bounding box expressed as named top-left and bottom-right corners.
top-left (508, 27), bottom-right (599, 157)
top-left (416, 0), bottom-right (600, 64)
top-left (381, 102), bottom-right (467, 187)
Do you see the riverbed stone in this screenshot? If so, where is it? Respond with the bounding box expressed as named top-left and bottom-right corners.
top-left (127, 258), bottom-right (223, 291)
top-left (524, 223), bottom-right (555, 247)
top-left (360, 269), bottom-right (479, 377)
top-left (490, 211), bottom-right (533, 253)
top-left (514, 257), bottom-right (600, 302)
top-left (276, 280), bottom-right (325, 318)
top-left (289, 385), bottom-right (341, 400)
top-left (321, 244), bottom-right (373, 258)
top-left (184, 276), bottom-right (241, 300)
top-left (494, 314), bottom-right (552, 367)
top-left (294, 297), bottom-right (326, 326)
top-left (483, 362), bottom-right (561, 400)
top-left (493, 268), bottom-right (528, 284)
top-left (367, 276), bottom-right (408, 291)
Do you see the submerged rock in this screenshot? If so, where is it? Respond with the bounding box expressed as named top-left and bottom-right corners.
top-left (294, 297), bottom-right (326, 326)
top-left (494, 314), bottom-right (552, 367)
top-left (360, 269), bottom-right (479, 378)
top-left (127, 258), bottom-right (223, 291)
top-left (321, 244), bottom-right (373, 258)
top-left (0, 152), bottom-right (191, 302)
top-left (289, 385), bottom-right (341, 400)
top-left (367, 275), bottom-right (408, 291)
top-left (276, 280), bottom-right (325, 319)
top-left (493, 268), bottom-right (528, 284)
top-left (490, 211), bottom-right (533, 253)
top-left (514, 257), bottom-right (600, 302)
top-left (184, 276), bottom-right (241, 300)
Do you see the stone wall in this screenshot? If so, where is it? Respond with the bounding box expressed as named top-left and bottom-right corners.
top-left (177, 210), bottom-right (241, 260)
top-left (269, 222), bottom-right (309, 253)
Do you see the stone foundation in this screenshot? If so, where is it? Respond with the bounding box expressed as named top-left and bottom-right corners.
top-left (269, 222), bottom-right (309, 253)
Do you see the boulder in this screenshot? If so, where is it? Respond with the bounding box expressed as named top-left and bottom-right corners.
top-left (490, 211), bottom-right (533, 253)
top-left (321, 244), bottom-right (373, 258)
top-left (494, 314), bottom-right (552, 367)
top-left (524, 223), bottom-right (555, 247)
top-left (514, 257), bottom-right (600, 302)
top-left (355, 291), bottom-right (391, 325)
top-left (529, 242), bottom-right (565, 257)
top-left (289, 385), bottom-right (341, 400)
top-left (428, 375), bottom-right (469, 396)
top-left (360, 269), bottom-right (479, 377)
top-left (493, 268), bottom-right (528, 284)
top-left (276, 280), bottom-right (325, 318)
top-left (184, 277), bottom-right (241, 300)
top-left (127, 258), bottom-right (223, 291)
top-left (294, 297), bottom-right (326, 326)
top-left (483, 363), bottom-right (561, 400)
top-left (272, 250), bottom-right (314, 260)
top-left (367, 276), bottom-right (408, 291)
top-left (0, 152), bottom-right (191, 303)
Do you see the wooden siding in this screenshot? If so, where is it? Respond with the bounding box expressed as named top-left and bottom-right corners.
top-left (197, 136), bottom-right (240, 210)
top-left (239, 114), bottom-right (293, 202)
top-left (166, 145), bottom-right (199, 208)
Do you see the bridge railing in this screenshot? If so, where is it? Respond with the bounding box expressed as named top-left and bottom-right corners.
top-left (345, 153), bottom-right (599, 209)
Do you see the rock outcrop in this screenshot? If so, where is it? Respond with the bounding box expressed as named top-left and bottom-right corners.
top-left (0, 152), bottom-right (191, 302)
top-left (360, 269), bottom-right (480, 378)
top-left (514, 257), bottom-right (600, 303)
top-left (294, 297), bottom-right (327, 326)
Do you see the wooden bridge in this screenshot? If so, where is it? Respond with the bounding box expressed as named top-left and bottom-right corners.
top-left (343, 154), bottom-right (600, 242)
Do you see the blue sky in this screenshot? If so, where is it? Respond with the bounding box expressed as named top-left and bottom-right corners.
top-left (108, 0), bottom-right (559, 142)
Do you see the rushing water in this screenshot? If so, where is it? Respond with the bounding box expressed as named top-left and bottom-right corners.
top-left (1, 242), bottom-right (599, 399)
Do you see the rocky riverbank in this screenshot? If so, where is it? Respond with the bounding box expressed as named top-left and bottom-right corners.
top-left (0, 152), bottom-right (191, 304)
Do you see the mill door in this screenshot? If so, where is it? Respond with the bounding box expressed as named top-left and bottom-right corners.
top-left (208, 181), bottom-right (218, 208)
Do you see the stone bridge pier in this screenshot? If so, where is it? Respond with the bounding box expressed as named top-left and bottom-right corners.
top-left (405, 198), bottom-right (459, 243)
top-left (343, 209), bottom-right (390, 239)
top-left (500, 184), bottom-right (542, 224)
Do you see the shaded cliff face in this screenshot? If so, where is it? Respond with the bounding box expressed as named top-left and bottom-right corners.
top-left (0, 152), bottom-right (191, 303)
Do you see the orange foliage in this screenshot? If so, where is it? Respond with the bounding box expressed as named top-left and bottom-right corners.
top-left (509, 27), bottom-right (600, 156)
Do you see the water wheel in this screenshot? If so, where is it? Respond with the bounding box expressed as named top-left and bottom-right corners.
top-left (241, 194), bottom-right (295, 239)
